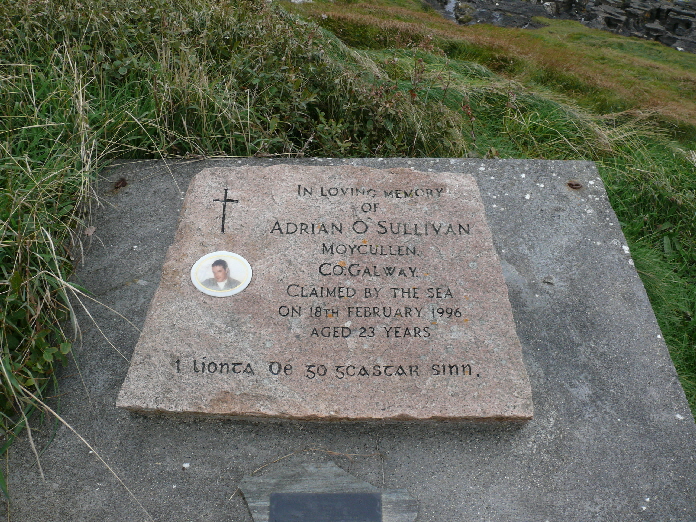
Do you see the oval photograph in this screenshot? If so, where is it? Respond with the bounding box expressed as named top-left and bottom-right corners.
top-left (190, 251), bottom-right (252, 297)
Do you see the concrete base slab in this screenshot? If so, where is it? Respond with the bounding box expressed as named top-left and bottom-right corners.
top-left (3, 158), bottom-right (695, 521)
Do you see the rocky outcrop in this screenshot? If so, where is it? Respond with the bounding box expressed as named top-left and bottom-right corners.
top-left (454, 0), bottom-right (552, 26)
top-left (450, 0), bottom-right (696, 52)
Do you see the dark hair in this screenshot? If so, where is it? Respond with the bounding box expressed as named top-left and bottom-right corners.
top-left (212, 259), bottom-right (228, 270)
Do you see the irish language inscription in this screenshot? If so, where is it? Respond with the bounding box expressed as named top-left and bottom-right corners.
top-left (117, 165), bottom-right (533, 420)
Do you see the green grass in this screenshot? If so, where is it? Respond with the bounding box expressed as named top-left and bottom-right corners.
top-left (0, 0), bottom-right (695, 499)
top-left (287, 2), bottom-right (696, 123)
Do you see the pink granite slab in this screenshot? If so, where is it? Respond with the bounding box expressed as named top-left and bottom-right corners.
top-left (116, 165), bottom-right (533, 420)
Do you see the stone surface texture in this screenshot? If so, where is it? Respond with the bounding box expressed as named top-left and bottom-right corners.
top-left (3, 159), bottom-right (696, 521)
top-left (117, 165), bottom-right (533, 421)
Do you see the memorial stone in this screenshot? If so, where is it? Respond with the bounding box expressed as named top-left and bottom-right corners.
top-left (117, 165), bottom-right (533, 420)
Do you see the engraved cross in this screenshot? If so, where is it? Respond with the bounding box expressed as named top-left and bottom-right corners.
top-left (213, 188), bottom-right (239, 233)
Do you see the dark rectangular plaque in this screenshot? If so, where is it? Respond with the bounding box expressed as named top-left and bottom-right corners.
top-left (269, 492), bottom-right (382, 522)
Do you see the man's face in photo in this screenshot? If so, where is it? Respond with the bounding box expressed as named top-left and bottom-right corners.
top-left (212, 264), bottom-right (228, 282)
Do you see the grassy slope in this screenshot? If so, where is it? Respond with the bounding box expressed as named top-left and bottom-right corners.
top-left (288, 0), bottom-right (696, 127)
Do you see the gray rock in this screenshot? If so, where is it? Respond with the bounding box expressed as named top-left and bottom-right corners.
top-left (446, 0), bottom-right (696, 53)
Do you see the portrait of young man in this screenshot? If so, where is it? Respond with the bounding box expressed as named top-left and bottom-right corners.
top-left (201, 258), bottom-right (241, 291)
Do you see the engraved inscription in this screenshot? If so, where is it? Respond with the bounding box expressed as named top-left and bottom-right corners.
top-left (213, 183), bottom-right (475, 372)
top-left (173, 357), bottom-right (480, 379)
